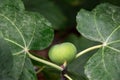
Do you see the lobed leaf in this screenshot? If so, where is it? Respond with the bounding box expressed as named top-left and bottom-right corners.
top-left (0, 0), bottom-right (54, 80)
top-left (77, 3), bottom-right (120, 80)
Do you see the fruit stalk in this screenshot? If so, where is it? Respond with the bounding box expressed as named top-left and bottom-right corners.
top-left (76, 44), bottom-right (102, 58)
top-left (27, 52), bottom-right (63, 71)
top-left (64, 74), bottom-right (73, 80)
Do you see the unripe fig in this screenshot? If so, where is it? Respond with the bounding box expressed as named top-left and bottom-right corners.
top-left (48, 42), bottom-right (77, 65)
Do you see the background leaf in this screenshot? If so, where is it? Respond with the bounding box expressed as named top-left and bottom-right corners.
top-left (0, 0), bottom-right (25, 11)
top-left (42, 68), bottom-right (61, 80)
top-left (23, 0), bottom-right (66, 30)
top-left (0, 37), bottom-right (13, 80)
top-left (77, 3), bottom-right (120, 80)
top-left (101, 0), bottom-right (120, 6)
top-left (0, 0), bottom-right (54, 80)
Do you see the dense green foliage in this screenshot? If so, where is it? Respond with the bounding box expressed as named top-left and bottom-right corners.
top-left (0, 0), bottom-right (120, 80)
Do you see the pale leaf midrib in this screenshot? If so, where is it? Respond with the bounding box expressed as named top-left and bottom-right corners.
top-left (0, 13), bottom-right (26, 47)
top-left (105, 25), bottom-right (120, 43)
top-left (17, 52), bottom-right (27, 80)
top-left (5, 38), bottom-right (24, 49)
top-left (27, 20), bottom-right (36, 48)
top-left (106, 45), bottom-right (120, 53)
top-left (107, 40), bottom-right (120, 45)
top-left (94, 9), bottom-right (105, 42)
top-left (101, 47), bottom-right (113, 79)
top-left (13, 50), bottom-right (24, 55)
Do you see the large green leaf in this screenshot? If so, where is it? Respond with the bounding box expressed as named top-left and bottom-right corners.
top-left (0, 37), bottom-right (13, 80)
top-left (0, 0), bottom-right (54, 80)
top-left (77, 3), bottom-right (120, 80)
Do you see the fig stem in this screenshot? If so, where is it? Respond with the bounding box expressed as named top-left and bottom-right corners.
top-left (27, 52), bottom-right (63, 71)
top-left (64, 74), bottom-right (73, 80)
top-left (36, 66), bottom-right (45, 74)
top-left (76, 44), bottom-right (103, 58)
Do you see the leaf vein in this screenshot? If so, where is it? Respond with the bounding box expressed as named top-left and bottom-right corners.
top-left (27, 22), bottom-right (36, 48)
top-left (107, 40), bottom-right (120, 45)
top-left (0, 14), bottom-right (26, 47)
top-left (107, 46), bottom-right (120, 53)
top-left (17, 52), bottom-right (27, 80)
top-left (111, 12), bottom-right (117, 24)
top-left (94, 10), bottom-right (105, 41)
top-left (101, 47), bottom-right (112, 78)
top-left (4, 38), bottom-right (24, 49)
top-left (105, 25), bottom-right (120, 43)
top-left (13, 50), bottom-right (24, 55)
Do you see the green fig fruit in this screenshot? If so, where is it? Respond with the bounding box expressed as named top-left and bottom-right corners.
top-left (48, 42), bottom-right (77, 65)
